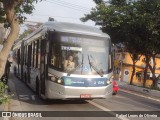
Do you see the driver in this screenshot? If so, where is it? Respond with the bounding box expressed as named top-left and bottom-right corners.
top-left (64, 55), bottom-right (75, 71)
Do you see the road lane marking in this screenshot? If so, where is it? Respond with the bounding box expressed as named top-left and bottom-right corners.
top-left (87, 100), bottom-right (130, 120)
top-left (31, 95), bottom-right (36, 100)
top-left (120, 89), bottom-right (160, 103)
top-left (18, 95), bottom-right (37, 100)
top-left (19, 95), bottom-right (30, 100)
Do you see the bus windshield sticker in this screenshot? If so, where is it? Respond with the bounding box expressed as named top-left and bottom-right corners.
top-left (61, 46), bottom-right (82, 51)
top-left (61, 36), bottom-right (104, 46)
top-left (64, 78), bottom-right (72, 85)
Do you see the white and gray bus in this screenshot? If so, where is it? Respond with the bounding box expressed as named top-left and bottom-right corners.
top-left (13, 21), bottom-right (113, 100)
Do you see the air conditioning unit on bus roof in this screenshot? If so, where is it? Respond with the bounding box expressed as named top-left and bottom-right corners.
top-left (48, 17), bottom-right (54, 21)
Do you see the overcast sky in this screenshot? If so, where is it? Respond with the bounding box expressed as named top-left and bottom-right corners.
top-left (21, 0), bottom-right (96, 33)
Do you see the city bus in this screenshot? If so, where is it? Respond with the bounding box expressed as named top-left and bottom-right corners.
top-left (13, 20), bottom-right (113, 100)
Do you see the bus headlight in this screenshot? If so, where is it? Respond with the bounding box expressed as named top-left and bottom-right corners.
top-left (50, 76), bottom-right (64, 85)
top-left (57, 79), bottom-right (62, 84)
top-left (56, 79), bottom-right (64, 85)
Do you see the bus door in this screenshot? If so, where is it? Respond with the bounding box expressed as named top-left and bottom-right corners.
top-left (40, 39), bottom-right (47, 95)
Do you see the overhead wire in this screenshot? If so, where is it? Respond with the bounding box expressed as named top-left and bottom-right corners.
top-left (46, 0), bottom-right (91, 13)
top-left (50, 0), bottom-right (91, 10)
top-left (22, 0), bottom-right (93, 28)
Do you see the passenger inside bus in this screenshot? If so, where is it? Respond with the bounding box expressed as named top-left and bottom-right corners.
top-left (51, 55), bottom-right (56, 66)
top-left (64, 55), bottom-right (75, 71)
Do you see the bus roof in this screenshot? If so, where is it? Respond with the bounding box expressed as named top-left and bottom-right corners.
top-left (13, 40), bottom-right (23, 50)
top-left (13, 21), bottom-right (110, 48)
top-left (44, 21), bottom-right (110, 38)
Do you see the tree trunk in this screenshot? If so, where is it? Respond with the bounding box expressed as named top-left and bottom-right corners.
top-left (130, 62), bottom-right (135, 85)
top-left (149, 54), bottom-right (157, 88)
top-left (143, 56), bottom-right (150, 87)
top-left (143, 64), bottom-right (148, 87)
top-left (0, 9), bottom-right (20, 78)
top-left (129, 53), bottom-right (140, 85)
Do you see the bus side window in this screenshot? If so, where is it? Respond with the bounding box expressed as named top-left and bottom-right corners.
top-left (32, 42), bottom-right (35, 67)
top-left (24, 47), bottom-right (26, 66)
top-left (28, 44), bottom-right (32, 67)
top-left (25, 46), bottom-right (28, 65)
top-left (38, 40), bottom-right (41, 69)
top-left (17, 49), bottom-right (20, 65)
top-left (35, 40), bottom-right (39, 68)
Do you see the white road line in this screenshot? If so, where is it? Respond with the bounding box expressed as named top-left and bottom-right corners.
top-left (120, 89), bottom-right (160, 103)
top-left (87, 100), bottom-right (130, 120)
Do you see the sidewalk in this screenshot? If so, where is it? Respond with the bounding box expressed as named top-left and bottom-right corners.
top-left (0, 69), bottom-right (22, 120)
top-left (116, 80), bottom-right (160, 98)
top-left (0, 85), bottom-right (9, 120)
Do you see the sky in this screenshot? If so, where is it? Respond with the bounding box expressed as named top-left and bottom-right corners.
top-left (21, 0), bottom-right (96, 33)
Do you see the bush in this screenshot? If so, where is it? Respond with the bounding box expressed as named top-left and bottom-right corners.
top-left (0, 81), bottom-right (9, 104)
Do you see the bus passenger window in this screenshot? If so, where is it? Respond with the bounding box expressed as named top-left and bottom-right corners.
top-left (35, 40), bottom-right (39, 68)
top-left (33, 41), bottom-right (37, 68)
top-left (28, 44), bottom-right (32, 67)
top-left (38, 40), bottom-right (41, 69)
top-left (31, 42), bottom-right (35, 67)
top-left (17, 49), bottom-right (20, 64)
top-left (25, 46), bottom-right (28, 65)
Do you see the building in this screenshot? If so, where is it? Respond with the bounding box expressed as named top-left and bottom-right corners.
top-left (114, 51), bottom-right (160, 88)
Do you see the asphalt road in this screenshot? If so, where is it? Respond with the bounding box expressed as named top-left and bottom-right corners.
top-left (6, 72), bottom-right (160, 120)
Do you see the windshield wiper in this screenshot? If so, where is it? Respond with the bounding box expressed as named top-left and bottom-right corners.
top-left (81, 54), bottom-right (84, 75)
top-left (88, 55), bottom-right (103, 77)
top-left (67, 54), bottom-right (84, 76)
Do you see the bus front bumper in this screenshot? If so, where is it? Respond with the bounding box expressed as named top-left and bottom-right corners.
top-left (46, 82), bottom-right (113, 99)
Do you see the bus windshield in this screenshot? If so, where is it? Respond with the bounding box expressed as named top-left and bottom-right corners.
top-left (49, 33), bottom-right (110, 75)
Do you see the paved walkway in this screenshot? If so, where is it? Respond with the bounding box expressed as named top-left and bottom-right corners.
top-left (116, 80), bottom-right (160, 98)
top-left (0, 104), bottom-right (4, 111)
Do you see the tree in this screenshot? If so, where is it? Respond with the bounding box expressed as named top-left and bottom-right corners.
top-left (0, 0), bottom-right (41, 79)
top-left (0, 0), bottom-right (42, 104)
top-left (81, 0), bottom-right (160, 87)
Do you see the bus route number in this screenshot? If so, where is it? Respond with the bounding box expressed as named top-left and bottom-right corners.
top-left (94, 81), bottom-right (105, 85)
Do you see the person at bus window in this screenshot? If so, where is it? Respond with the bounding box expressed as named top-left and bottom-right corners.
top-left (51, 55), bottom-right (56, 66)
top-left (64, 55), bottom-right (75, 71)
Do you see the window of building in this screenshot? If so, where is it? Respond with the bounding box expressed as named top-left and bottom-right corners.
top-left (136, 72), bottom-right (142, 82)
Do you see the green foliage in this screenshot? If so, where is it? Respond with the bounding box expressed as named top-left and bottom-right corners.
top-left (0, 81), bottom-right (9, 104)
top-left (0, 0), bottom-right (42, 104)
top-left (81, 0), bottom-right (160, 86)
top-left (81, 0), bottom-right (160, 55)
top-left (0, 0), bottom-right (42, 26)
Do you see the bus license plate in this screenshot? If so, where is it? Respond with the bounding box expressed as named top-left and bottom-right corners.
top-left (80, 94), bottom-right (91, 98)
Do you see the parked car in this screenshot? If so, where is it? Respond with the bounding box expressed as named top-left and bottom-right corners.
top-left (113, 81), bottom-right (119, 95)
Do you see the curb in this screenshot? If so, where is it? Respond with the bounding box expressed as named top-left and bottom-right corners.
top-left (117, 81), bottom-right (160, 98)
